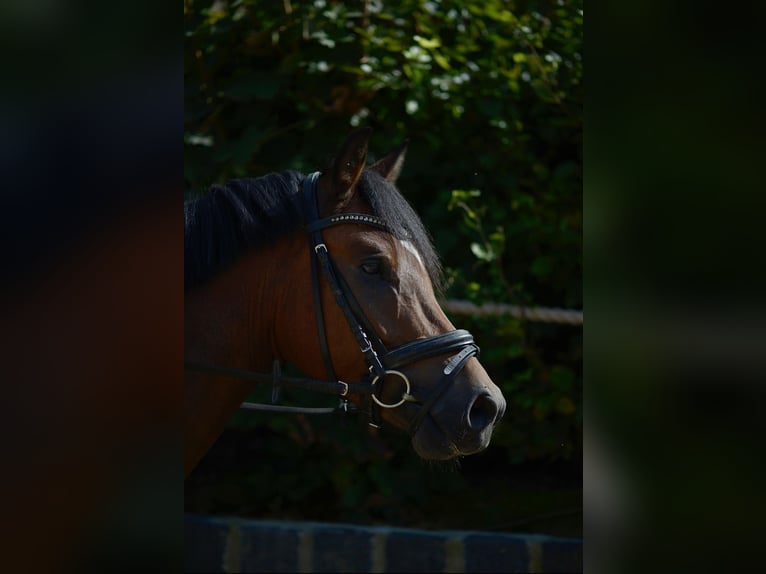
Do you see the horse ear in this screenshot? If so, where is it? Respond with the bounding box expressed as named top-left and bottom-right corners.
top-left (370, 140), bottom-right (408, 183)
top-left (329, 127), bottom-right (372, 207)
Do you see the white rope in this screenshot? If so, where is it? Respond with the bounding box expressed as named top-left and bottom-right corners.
top-left (442, 299), bottom-right (583, 325)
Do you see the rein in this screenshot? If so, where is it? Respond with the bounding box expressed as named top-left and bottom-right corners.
top-left (184, 171), bottom-right (480, 435)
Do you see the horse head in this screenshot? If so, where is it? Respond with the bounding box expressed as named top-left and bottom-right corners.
top-left (275, 129), bottom-right (506, 459)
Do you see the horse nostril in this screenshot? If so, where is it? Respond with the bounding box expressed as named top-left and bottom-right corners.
top-left (467, 393), bottom-right (499, 432)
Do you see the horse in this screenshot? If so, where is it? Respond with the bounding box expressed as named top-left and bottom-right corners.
top-left (184, 128), bottom-right (506, 476)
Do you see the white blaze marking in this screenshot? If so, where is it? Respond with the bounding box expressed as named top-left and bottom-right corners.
top-left (399, 239), bottom-right (425, 269)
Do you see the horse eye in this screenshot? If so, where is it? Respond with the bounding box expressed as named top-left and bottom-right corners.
top-left (361, 259), bottom-right (383, 275)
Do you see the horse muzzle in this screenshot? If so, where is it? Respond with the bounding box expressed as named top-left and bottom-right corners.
top-left (407, 361), bottom-right (506, 460)
top-left (370, 349), bottom-right (504, 460)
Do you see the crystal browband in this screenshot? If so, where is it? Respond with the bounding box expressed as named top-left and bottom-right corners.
top-left (328, 214), bottom-right (388, 227)
top-left (308, 213), bottom-right (390, 232)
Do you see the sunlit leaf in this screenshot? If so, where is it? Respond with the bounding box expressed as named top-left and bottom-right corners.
top-left (414, 35), bottom-right (442, 49)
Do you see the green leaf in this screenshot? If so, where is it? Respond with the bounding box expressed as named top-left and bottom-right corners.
top-left (470, 242), bottom-right (495, 262)
top-left (489, 228), bottom-right (506, 246)
top-left (447, 189), bottom-right (481, 210)
top-left (433, 52), bottom-right (451, 70)
top-left (414, 35), bottom-right (441, 49)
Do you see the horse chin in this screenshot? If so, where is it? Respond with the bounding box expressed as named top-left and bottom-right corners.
top-left (410, 418), bottom-right (490, 461)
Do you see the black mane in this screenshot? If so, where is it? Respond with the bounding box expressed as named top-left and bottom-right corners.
top-left (184, 169), bottom-right (442, 292)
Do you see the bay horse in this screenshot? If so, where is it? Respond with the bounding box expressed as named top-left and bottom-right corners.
top-left (184, 128), bottom-right (506, 476)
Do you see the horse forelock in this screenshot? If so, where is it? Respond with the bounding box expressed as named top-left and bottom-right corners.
top-left (356, 170), bottom-right (444, 294)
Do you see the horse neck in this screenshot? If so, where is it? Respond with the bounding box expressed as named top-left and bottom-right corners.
top-left (184, 239), bottom-right (292, 476)
top-left (186, 272), bottom-right (264, 369)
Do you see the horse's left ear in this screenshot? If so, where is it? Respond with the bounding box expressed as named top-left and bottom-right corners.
top-left (328, 127), bottom-right (372, 208)
top-left (370, 140), bottom-right (409, 183)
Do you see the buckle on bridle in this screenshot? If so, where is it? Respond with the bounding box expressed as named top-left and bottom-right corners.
top-left (314, 243), bottom-right (327, 254)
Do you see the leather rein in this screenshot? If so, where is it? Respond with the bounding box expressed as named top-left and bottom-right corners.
top-left (185, 171), bottom-right (480, 435)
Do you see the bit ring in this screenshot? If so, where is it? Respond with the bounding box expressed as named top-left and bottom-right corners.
top-left (371, 370), bottom-right (411, 408)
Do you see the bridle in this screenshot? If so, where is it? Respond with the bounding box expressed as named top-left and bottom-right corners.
top-left (185, 171), bottom-right (480, 435)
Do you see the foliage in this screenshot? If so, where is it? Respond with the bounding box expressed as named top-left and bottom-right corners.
top-left (184, 0), bottom-right (582, 529)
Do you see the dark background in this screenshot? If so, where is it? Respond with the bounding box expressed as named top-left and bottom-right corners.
top-left (2, 0), bottom-right (765, 573)
top-left (183, 0), bottom-right (583, 539)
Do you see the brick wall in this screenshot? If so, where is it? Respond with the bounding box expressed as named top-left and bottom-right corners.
top-left (184, 514), bottom-right (582, 573)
